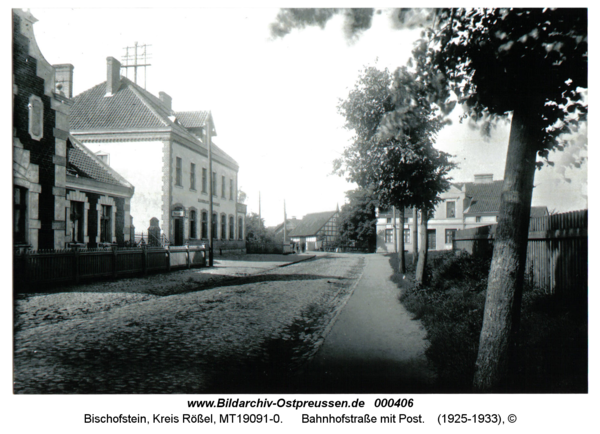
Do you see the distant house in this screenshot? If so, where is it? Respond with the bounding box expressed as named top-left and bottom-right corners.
top-left (376, 174), bottom-right (549, 252)
top-left (269, 217), bottom-right (300, 240)
top-left (69, 57), bottom-right (245, 247)
top-left (12, 9), bottom-right (133, 250)
top-left (289, 211), bottom-right (339, 252)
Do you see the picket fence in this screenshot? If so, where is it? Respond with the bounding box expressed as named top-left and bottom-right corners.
top-left (13, 245), bottom-right (206, 290)
top-left (453, 210), bottom-right (588, 295)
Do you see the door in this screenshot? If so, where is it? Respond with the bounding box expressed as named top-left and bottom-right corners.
top-left (174, 218), bottom-right (184, 246)
top-left (427, 229), bottom-right (436, 250)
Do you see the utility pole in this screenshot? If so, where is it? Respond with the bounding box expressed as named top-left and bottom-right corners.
top-left (122, 42), bottom-right (152, 88)
top-left (283, 199), bottom-right (287, 244)
top-left (258, 191), bottom-right (262, 221)
top-left (206, 114), bottom-right (214, 267)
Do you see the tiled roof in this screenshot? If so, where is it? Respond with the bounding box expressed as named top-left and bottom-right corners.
top-left (463, 180), bottom-right (505, 215)
top-left (67, 136), bottom-right (133, 189)
top-left (70, 77), bottom-right (237, 168)
top-left (289, 211), bottom-right (337, 237)
top-left (175, 111), bottom-right (209, 128)
top-left (530, 206), bottom-right (549, 218)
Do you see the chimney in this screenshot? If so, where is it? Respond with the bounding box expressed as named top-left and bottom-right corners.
top-left (53, 64), bottom-right (74, 98)
top-left (474, 174), bottom-right (493, 183)
top-left (159, 92), bottom-right (172, 111)
top-left (106, 57), bottom-right (121, 96)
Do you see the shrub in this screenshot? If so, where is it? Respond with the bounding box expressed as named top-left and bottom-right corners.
top-left (391, 251), bottom-right (587, 392)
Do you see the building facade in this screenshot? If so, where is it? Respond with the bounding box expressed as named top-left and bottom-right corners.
top-left (376, 174), bottom-right (548, 252)
top-left (69, 58), bottom-right (245, 246)
top-left (289, 211), bottom-right (339, 252)
top-left (13, 10), bottom-right (134, 251)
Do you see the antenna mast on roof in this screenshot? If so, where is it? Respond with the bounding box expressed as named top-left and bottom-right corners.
top-left (122, 42), bottom-right (152, 88)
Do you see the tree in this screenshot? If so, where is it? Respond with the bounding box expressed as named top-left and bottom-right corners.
top-left (271, 7), bottom-right (587, 391)
top-left (430, 8), bottom-right (587, 391)
top-left (245, 213), bottom-right (271, 243)
top-left (335, 65), bottom-right (455, 283)
top-left (337, 188), bottom-right (378, 252)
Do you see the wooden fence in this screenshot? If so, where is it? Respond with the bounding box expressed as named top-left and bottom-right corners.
top-left (14, 245), bottom-right (207, 290)
top-left (453, 210), bottom-right (588, 295)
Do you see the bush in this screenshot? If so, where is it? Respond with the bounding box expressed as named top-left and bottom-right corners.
top-left (392, 251), bottom-right (587, 392)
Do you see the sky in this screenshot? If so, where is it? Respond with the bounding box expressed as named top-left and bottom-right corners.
top-left (22, 6), bottom-right (588, 226)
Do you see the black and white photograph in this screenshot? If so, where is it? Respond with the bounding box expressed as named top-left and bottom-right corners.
top-left (9, 3), bottom-right (593, 431)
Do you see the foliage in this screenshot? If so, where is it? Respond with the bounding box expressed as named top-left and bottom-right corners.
top-left (245, 213), bottom-right (272, 243)
top-left (393, 251), bottom-right (587, 392)
top-left (431, 8), bottom-right (588, 162)
top-left (270, 8), bottom-right (374, 40)
top-left (237, 188), bottom-right (247, 204)
top-left (337, 188), bottom-right (378, 252)
top-left (336, 65), bottom-right (456, 214)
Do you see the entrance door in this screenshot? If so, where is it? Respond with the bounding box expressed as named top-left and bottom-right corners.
top-left (427, 229), bottom-right (436, 250)
top-left (174, 218), bottom-right (184, 246)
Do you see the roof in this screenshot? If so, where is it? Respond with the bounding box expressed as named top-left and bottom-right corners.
top-left (70, 77), bottom-right (236, 168)
top-left (289, 211), bottom-right (337, 237)
top-left (67, 135), bottom-right (133, 190)
top-left (463, 180), bottom-right (505, 215)
top-left (174, 111), bottom-right (209, 128)
top-left (530, 206), bottom-right (549, 218)
top-left (272, 218), bottom-right (300, 235)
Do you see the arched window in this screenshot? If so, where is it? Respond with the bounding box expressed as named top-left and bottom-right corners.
top-left (229, 215), bottom-right (234, 239)
top-left (221, 214), bottom-right (227, 239)
top-left (189, 210), bottom-right (197, 239)
top-left (238, 217), bottom-right (244, 240)
top-left (212, 213), bottom-right (217, 239)
top-left (201, 211), bottom-right (208, 239)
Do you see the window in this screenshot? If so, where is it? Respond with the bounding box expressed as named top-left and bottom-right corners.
top-left (212, 213), bottom-right (217, 239)
top-left (28, 95), bottom-right (43, 141)
top-left (71, 201), bottom-right (85, 243)
top-left (445, 229), bottom-right (457, 244)
top-left (385, 229), bottom-right (393, 243)
top-left (404, 229), bottom-right (410, 244)
top-left (189, 210), bottom-right (197, 239)
top-left (190, 163), bottom-right (196, 190)
top-left (230, 179), bottom-right (233, 200)
top-left (212, 172), bottom-right (217, 196)
top-left (427, 229), bottom-right (436, 250)
top-left (229, 216), bottom-right (234, 239)
top-left (446, 201), bottom-right (456, 218)
top-left (238, 217), bottom-right (244, 240)
top-left (476, 216), bottom-right (482, 223)
top-left (386, 217), bottom-right (392, 224)
top-left (202, 168), bottom-right (207, 193)
top-left (175, 157), bottom-right (182, 186)
top-left (100, 205), bottom-right (112, 243)
top-left (221, 214), bottom-right (227, 239)
top-left (14, 186), bottom-right (27, 244)
top-left (201, 211), bottom-right (208, 239)
top-left (221, 175), bottom-right (226, 198)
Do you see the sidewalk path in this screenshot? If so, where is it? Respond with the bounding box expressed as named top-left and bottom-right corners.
top-left (298, 253), bottom-right (435, 393)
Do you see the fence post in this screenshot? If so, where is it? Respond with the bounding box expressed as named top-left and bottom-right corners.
top-left (186, 245), bottom-right (191, 269)
top-left (73, 247), bottom-right (80, 284)
top-left (166, 245), bottom-right (171, 272)
top-left (112, 246), bottom-right (118, 279)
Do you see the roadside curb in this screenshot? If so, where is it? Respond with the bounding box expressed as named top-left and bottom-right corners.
top-left (277, 255), bottom-right (317, 268)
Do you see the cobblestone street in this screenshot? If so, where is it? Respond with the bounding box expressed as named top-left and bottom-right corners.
top-left (14, 254), bottom-right (365, 394)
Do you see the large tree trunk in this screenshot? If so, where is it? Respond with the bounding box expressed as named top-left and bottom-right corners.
top-left (398, 207), bottom-right (405, 273)
top-left (473, 109), bottom-right (538, 392)
top-left (412, 208), bottom-right (418, 265)
top-left (415, 209), bottom-right (428, 286)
